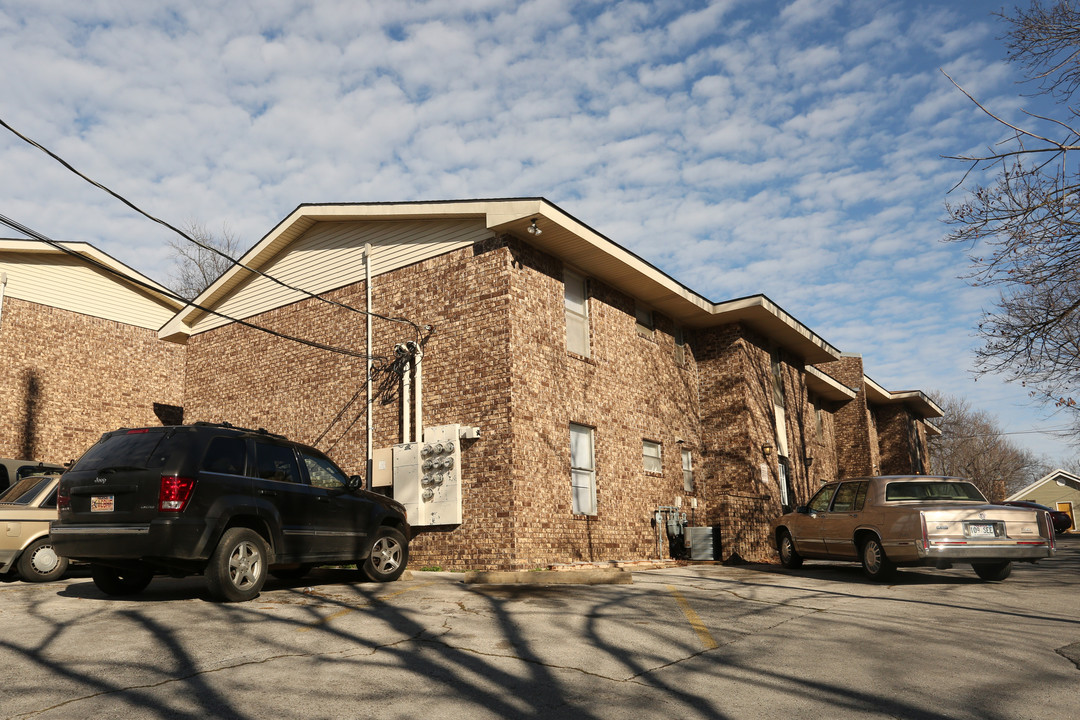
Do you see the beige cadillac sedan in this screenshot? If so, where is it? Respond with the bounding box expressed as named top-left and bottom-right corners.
top-left (771, 476), bottom-right (1056, 581)
top-left (0, 475), bottom-right (68, 582)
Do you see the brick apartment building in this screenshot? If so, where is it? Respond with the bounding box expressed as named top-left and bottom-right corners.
top-left (147, 198), bottom-right (941, 568)
top-left (0, 238), bottom-right (185, 466)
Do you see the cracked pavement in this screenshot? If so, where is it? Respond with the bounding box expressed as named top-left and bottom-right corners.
top-left (2, 539), bottom-right (1078, 719)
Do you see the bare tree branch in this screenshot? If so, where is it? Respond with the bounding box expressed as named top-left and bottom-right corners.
top-left (167, 221), bottom-right (242, 300)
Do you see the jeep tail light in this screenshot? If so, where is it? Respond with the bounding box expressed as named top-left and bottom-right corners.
top-left (159, 475), bottom-right (196, 512)
top-left (58, 484), bottom-right (70, 511)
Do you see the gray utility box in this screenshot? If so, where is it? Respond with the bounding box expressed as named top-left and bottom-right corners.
top-left (685, 527), bottom-right (718, 561)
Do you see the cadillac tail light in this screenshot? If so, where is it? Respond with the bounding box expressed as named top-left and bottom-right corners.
top-left (159, 476), bottom-right (196, 512)
top-left (919, 512), bottom-right (929, 551)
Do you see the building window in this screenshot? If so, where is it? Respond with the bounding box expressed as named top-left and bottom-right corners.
top-left (570, 423), bottom-right (596, 515)
top-left (635, 304), bottom-right (654, 338)
top-left (770, 351), bottom-right (785, 409)
top-left (681, 448), bottom-right (693, 492)
top-left (564, 270), bottom-right (590, 357)
top-left (812, 396), bottom-right (825, 443)
top-left (674, 325), bottom-right (686, 365)
top-left (643, 439), bottom-right (662, 474)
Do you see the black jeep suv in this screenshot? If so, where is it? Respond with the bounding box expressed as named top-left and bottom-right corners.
top-left (51, 423), bottom-right (410, 602)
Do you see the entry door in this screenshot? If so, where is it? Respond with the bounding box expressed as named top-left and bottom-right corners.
top-left (1057, 502), bottom-right (1076, 533)
top-left (778, 457), bottom-right (794, 513)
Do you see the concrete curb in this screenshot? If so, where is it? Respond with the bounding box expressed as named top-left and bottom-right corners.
top-left (462, 569), bottom-right (633, 585)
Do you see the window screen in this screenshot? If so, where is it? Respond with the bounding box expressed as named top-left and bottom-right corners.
top-left (570, 424), bottom-right (596, 515)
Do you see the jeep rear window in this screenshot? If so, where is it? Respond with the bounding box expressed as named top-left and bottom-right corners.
top-left (70, 430), bottom-right (173, 473)
top-left (885, 481), bottom-right (986, 502)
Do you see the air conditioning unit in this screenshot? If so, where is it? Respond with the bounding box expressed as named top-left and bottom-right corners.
top-left (685, 527), bottom-right (718, 561)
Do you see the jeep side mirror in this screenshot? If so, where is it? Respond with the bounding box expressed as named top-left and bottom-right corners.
top-left (795, 505), bottom-right (809, 514)
top-left (347, 475), bottom-right (363, 491)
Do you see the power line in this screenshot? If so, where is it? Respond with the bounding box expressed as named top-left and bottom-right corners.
top-left (0, 114), bottom-right (427, 343)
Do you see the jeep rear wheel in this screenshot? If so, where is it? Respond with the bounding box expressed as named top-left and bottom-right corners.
top-left (91, 564), bottom-right (154, 596)
top-left (361, 526), bottom-right (408, 582)
top-left (206, 528), bottom-right (268, 602)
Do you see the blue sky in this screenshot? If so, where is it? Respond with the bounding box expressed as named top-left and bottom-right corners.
top-left (1, 0), bottom-right (1075, 462)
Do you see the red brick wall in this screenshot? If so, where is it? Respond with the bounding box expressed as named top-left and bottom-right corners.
top-left (694, 326), bottom-right (823, 562)
top-left (184, 237), bottom-right (516, 570)
top-left (0, 297), bottom-right (185, 464)
top-left (874, 405), bottom-right (930, 475)
top-left (822, 356), bottom-right (880, 478)
top-left (504, 239), bottom-right (702, 568)
top-left (181, 231), bottom-right (850, 569)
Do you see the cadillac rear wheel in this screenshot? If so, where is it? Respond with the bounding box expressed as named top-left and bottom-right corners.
top-left (860, 536), bottom-right (896, 581)
top-left (972, 561), bottom-right (1012, 581)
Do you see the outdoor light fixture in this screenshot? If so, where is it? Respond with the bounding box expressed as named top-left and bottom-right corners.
top-left (527, 218), bottom-right (542, 235)
top-left (762, 444), bottom-right (773, 456)
top-left (805, 455), bottom-right (814, 467)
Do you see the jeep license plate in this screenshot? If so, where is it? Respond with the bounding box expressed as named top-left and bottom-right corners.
top-left (968, 523), bottom-right (995, 537)
top-left (90, 495), bottom-right (115, 512)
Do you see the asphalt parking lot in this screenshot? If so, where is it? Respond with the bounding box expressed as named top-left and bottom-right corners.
top-left (2, 538), bottom-right (1078, 720)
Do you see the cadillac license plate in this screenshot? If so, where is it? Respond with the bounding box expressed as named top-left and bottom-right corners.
top-left (968, 523), bottom-right (995, 537)
top-left (90, 495), bottom-right (115, 512)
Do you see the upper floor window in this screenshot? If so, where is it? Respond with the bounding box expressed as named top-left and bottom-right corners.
top-left (635, 304), bottom-right (654, 338)
top-left (681, 448), bottom-right (693, 492)
top-left (674, 325), bottom-right (686, 365)
top-left (564, 270), bottom-right (590, 357)
top-left (643, 439), bottom-right (662, 474)
top-left (770, 351), bottom-right (785, 409)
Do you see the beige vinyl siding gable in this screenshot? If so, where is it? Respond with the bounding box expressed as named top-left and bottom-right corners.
top-left (186, 218), bottom-right (493, 335)
top-left (0, 251), bottom-right (178, 329)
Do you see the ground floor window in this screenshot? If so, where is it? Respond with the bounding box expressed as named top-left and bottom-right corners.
top-left (570, 423), bottom-right (596, 515)
top-left (682, 448), bottom-right (693, 492)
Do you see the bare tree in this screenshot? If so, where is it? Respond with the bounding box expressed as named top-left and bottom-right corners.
top-left (927, 391), bottom-right (1041, 501)
top-left (167, 222), bottom-right (242, 300)
top-left (944, 2), bottom-right (1080, 420)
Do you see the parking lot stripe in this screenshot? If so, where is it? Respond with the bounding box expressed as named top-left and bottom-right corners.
top-left (299, 582), bottom-right (436, 632)
top-left (667, 585), bottom-right (718, 650)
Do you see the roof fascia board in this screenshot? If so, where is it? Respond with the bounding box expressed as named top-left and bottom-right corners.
top-left (1005, 469), bottom-right (1080, 500)
top-left (805, 365), bottom-right (858, 402)
top-left (157, 199), bottom-right (839, 364)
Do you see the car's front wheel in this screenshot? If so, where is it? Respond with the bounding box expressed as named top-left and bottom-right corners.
top-left (860, 536), bottom-right (896, 581)
top-left (972, 561), bottom-right (1012, 581)
top-left (778, 530), bottom-right (803, 569)
top-left (91, 564), bottom-right (154, 596)
top-left (17, 537), bottom-right (69, 583)
top-left (361, 526), bottom-right (408, 582)
top-left (206, 528), bottom-right (269, 602)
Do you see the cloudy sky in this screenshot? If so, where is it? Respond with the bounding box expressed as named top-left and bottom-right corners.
top-left (1, 0), bottom-right (1075, 462)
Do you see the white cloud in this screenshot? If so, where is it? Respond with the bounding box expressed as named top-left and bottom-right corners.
top-left (0, 0), bottom-right (1073, 461)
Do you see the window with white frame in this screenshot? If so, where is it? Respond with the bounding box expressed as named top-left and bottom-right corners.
top-left (564, 271), bottom-right (590, 357)
top-left (570, 423), bottom-right (596, 515)
top-left (643, 439), bottom-right (662, 474)
top-left (681, 448), bottom-right (693, 492)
